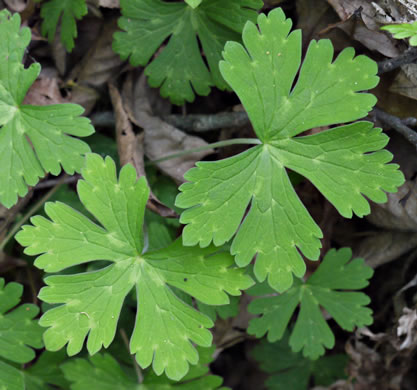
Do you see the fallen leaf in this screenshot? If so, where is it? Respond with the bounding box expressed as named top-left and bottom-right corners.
top-left (397, 308), bottom-right (417, 350)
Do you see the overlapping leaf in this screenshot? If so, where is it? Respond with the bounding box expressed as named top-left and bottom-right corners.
top-left (176, 8), bottom-right (404, 292)
top-left (381, 21), bottom-right (417, 46)
top-left (16, 154), bottom-right (253, 380)
top-left (112, 0), bottom-right (262, 104)
top-left (0, 279), bottom-right (43, 390)
top-left (39, 0), bottom-right (88, 52)
top-left (252, 334), bottom-right (347, 390)
top-left (247, 248), bottom-right (373, 359)
top-left (62, 346), bottom-right (229, 389)
top-left (0, 10), bottom-right (94, 208)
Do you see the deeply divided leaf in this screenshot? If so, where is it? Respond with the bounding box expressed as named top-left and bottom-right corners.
top-left (252, 334), bottom-right (347, 390)
top-left (62, 347), bottom-right (227, 389)
top-left (247, 248), bottom-right (373, 359)
top-left (40, 0), bottom-right (88, 52)
top-left (176, 8), bottom-right (404, 292)
top-left (0, 278), bottom-right (43, 364)
top-left (112, 0), bottom-right (262, 104)
top-left (381, 21), bottom-right (417, 46)
top-left (16, 154), bottom-right (253, 381)
top-left (0, 10), bottom-right (94, 208)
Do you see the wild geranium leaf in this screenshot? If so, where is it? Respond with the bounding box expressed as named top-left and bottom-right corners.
top-left (24, 350), bottom-right (69, 390)
top-left (0, 278), bottom-right (43, 364)
top-left (176, 8), bottom-right (404, 292)
top-left (112, 0), bottom-right (262, 104)
top-left (0, 360), bottom-right (24, 390)
top-left (247, 248), bottom-right (373, 359)
top-left (381, 21), bottom-right (417, 46)
top-left (252, 334), bottom-right (347, 390)
top-left (62, 347), bottom-right (228, 389)
top-left (0, 10), bottom-right (94, 208)
top-left (16, 154), bottom-right (253, 381)
top-left (40, 0), bottom-right (88, 52)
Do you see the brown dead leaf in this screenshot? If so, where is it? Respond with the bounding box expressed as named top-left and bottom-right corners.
top-left (389, 64), bottom-right (417, 101)
top-left (326, 0), bottom-right (401, 57)
top-left (124, 72), bottom-right (213, 183)
top-left (4, 0), bottom-right (28, 12)
top-left (108, 82), bottom-right (176, 218)
top-left (23, 73), bottom-right (67, 106)
top-left (367, 179), bottom-right (417, 232)
top-left (98, 0), bottom-right (120, 8)
top-left (397, 308), bottom-right (417, 350)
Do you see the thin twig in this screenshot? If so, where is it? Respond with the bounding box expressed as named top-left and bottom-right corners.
top-left (373, 107), bottom-right (417, 149)
top-left (36, 175), bottom-right (80, 189)
top-left (120, 328), bottom-right (143, 384)
top-left (163, 111), bottom-right (250, 132)
top-left (0, 175), bottom-right (67, 251)
top-left (378, 46), bottom-right (417, 74)
top-left (145, 138), bottom-right (261, 166)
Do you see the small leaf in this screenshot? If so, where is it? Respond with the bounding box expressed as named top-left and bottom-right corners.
top-left (112, 0), bottom-right (262, 104)
top-left (176, 8), bottom-right (404, 292)
top-left (0, 279), bottom-right (43, 364)
top-left (381, 21), bottom-right (417, 46)
top-left (248, 248), bottom-right (373, 359)
top-left (0, 10), bottom-right (94, 208)
top-left (40, 0), bottom-right (88, 52)
top-left (16, 154), bottom-right (253, 380)
top-left (252, 334), bottom-right (347, 390)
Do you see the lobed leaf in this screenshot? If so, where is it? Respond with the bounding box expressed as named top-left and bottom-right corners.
top-left (381, 21), bottom-right (417, 46)
top-left (0, 279), bottom-right (44, 365)
top-left (40, 0), bottom-right (88, 52)
top-left (16, 154), bottom-right (253, 380)
top-left (0, 10), bottom-right (94, 208)
top-left (247, 248), bottom-right (373, 359)
top-left (176, 8), bottom-right (404, 292)
top-left (252, 334), bottom-right (347, 390)
top-left (112, 0), bottom-right (262, 104)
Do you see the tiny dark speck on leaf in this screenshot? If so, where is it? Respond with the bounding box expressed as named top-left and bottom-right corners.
top-left (184, 278), bottom-right (188, 282)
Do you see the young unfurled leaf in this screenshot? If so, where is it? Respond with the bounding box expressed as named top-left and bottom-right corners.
top-left (62, 347), bottom-right (228, 389)
top-left (247, 248), bottom-right (373, 359)
top-left (381, 21), bottom-right (417, 46)
top-left (112, 0), bottom-right (262, 104)
top-left (16, 154), bottom-right (253, 381)
top-left (176, 8), bottom-right (404, 292)
top-left (0, 278), bottom-right (43, 364)
top-left (252, 334), bottom-right (347, 390)
top-left (39, 0), bottom-right (88, 52)
top-left (0, 10), bottom-right (94, 208)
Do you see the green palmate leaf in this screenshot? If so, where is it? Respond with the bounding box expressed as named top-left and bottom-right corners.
top-left (252, 335), bottom-right (347, 390)
top-left (381, 21), bottom-right (417, 46)
top-left (176, 8), bottom-right (404, 292)
top-left (0, 360), bottom-right (24, 390)
top-left (0, 10), bottom-right (94, 208)
top-left (112, 0), bottom-right (262, 104)
top-left (247, 248), bottom-right (373, 359)
top-left (62, 347), bottom-right (228, 389)
top-left (40, 0), bottom-right (88, 52)
top-left (16, 154), bottom-right (253, 381)
top-left (24, 350), bottom-right (69, 390)
top-left (0, 278), bottom-right (43, 364)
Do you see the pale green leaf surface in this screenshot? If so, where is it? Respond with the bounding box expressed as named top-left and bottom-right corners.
top-left (0, 279), bottom-right (43, 364)
top-left (16, 154), bottom-right (253, 380)
top-left (248, 248), bottom-right (373, 359)
top-left (252, 335), bottom-right (347, 390)
top-left (40, 0), bottom-right (88, 52)
top-left (176, 8), bottom-right (404, 292)
top-left (0, 10), bottom-right (94, 208)
top-left (0, 360), bottom-right (24, 390)
top-left (112, 0), bottom-right (262, 104)
top-left (381, 21), bottom-right (417, 46)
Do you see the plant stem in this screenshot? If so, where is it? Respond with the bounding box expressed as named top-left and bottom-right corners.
top-left (146, 138), bottom-right (262, 165)
top-left (120, 328), bottom-right (143, 383)
top-left (0, 175), bottom-right (67, 252)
